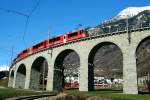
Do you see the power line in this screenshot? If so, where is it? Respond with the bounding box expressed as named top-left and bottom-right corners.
top-left (0, 7), bottom-right (29, 47)
top-left (0, 0), bottom-right (41, 48)
top-left (22, 0), bottom-right (41, 48)
top-left (0, 7), bottom-right (29, 17)
top-left (29, 0), bottom-right (41, 16)
top-left (22, 17), bottom-right (29, 48)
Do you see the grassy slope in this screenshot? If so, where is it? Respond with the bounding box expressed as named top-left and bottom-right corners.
top-left (1, 78), bottom-right (150, 100)
top-left (0, 88), bottom-right (36, 98)
top-left (0, 88), bottom-right (50, 99)
top-left (65, 89), bottom-right (150, 100)
top-left (0, 79), bottom-right (49, 99)
top-left (0, 78), bottom-right (8, 87)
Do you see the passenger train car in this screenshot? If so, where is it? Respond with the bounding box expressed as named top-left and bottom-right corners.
top-left (13, 29), bottom-right (88, 63)
top-left (15, 48), bottom-right (31, 62)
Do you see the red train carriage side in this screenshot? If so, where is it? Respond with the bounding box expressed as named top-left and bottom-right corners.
top-left (32, 40), bottom-right (48, 53)
top-left (16, 48), bottom-right (31, 62)
top-left (66, 29), bottom-right (88, 42)
top-left (48, 38), bottom-right (53, 46)
top-left (64, 82), bottom-right (79, 89)
top-left (48, 34), bottom-right (65, 46)
top-left (13, 29), bottom-right (88, 64)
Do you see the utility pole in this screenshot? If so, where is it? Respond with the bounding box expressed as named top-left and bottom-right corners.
top-left (48, 27), bottom-right (51, 54)
top-left (47, 27), bottom-right (53, 57)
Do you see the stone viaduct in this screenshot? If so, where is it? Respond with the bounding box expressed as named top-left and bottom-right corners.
top-left (8, 27), bottom-right (150, 94)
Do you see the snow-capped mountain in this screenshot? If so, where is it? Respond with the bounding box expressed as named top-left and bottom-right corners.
top-left (87, 6), bottom-right (150, 36)
top-left (117, 6), bottom-right (150, 19)
top-left (102, 6), bottom-right (150, 23)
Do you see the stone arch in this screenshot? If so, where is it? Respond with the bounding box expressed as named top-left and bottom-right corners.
top-left (135, 36), bottom-right (150, 92)
top-left (135, 34), bottom-right (150, 54)
top-left (9, 70), bottom-right (14, 87)
top-left (88, 42), bottom-right (123, 91)
top-left (15, 64), bottom-right (26, 89)
top-left (10, 70), bottom-right (14, 77)
top-left (53, 49), bottom-right (80, 91)
top-left (29, 56), bottom-right (48, 90)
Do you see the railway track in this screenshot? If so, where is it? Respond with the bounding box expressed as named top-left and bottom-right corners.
top-left (6, 93), bottom-right (57, 100)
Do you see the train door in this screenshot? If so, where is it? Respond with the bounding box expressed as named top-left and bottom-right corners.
top-left (28, 48), bottom-right (32, 55)
top-left (63, 35), bottom-right (66, 43)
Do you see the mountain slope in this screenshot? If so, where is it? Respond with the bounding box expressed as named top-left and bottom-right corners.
top-left (63, 6), bottom-right (150, 78)
top-left (87, 7), bottom-right (150, 36)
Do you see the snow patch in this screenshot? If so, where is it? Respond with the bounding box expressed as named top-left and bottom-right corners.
top-left (103, 6), bottom-right (150, 24)
top-left (117, 6), bottom-right (150, 19)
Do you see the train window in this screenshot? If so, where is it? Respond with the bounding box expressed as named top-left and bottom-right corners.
top-left (33, 46), bottom-right (37, 49)
top-left (53, 37), bottom-right (60, 41)
top-left (23, 50), bottom-right (27, 53)
top-left (68, 34), bottom-right (72, 37)
top-left (40, 42), bottom-right (43, 46)
top-left (57, 37), bottom-right (60, 41)
top-left (68, 32), bottom-right (78, 37)
top-left (49, 39), bottom-right (53, 43)
top-left (73, 32), bottom-right (78, 36)
top-left (33, 44), bottom-right (39, 49)
top-left (64, 36), bottom-right (66, 39)
top-left (80, 30), bottom-right (82, 34)
top-left (53, 38), bottom-right (57, 42)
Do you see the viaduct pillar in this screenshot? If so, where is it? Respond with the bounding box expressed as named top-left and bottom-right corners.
top-left (79, 47), bottom-right (89, 91)
top-left (12, 70), bottom-right (16, 88)
top-left (123, 44), bottom-right (138, 94)
top-left (24, 68), bottom-right (31, 89)
top-left (46, 59), bottom-right (54, 91)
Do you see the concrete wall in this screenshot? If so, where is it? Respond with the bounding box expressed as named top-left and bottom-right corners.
top-left (8, 70), bottom-right (14, 87)
top-left (15, 73), bottom-right (25, 88)
top-left (9, 29), bottom-right (150, 94)
top-left (29, 68), bottom-right (41, 90)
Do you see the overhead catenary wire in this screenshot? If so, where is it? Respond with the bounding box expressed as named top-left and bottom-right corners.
top-left (22, 17), bottom-right (30, 48)
top-left (0, 7), bottom-right (29, 17)
top-left (0, 7), bottom-right (29, 47)
top-left (29, 0), bottom-right (40, 16)
top-left (22, 0), bottom-right (41, 48)
top-left (0, 1), bottom-right (40, 66)
top-left (0, 0), bottom-right (41, 48)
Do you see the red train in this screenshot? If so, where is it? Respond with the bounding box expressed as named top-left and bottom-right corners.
top-left (64, 82), bottom-right (79, 89)
top-left (13, 29), bottom-right (88, 63)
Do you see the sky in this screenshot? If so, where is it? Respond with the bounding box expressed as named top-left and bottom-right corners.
top-left (0, 0), bottom-right (150, 69)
